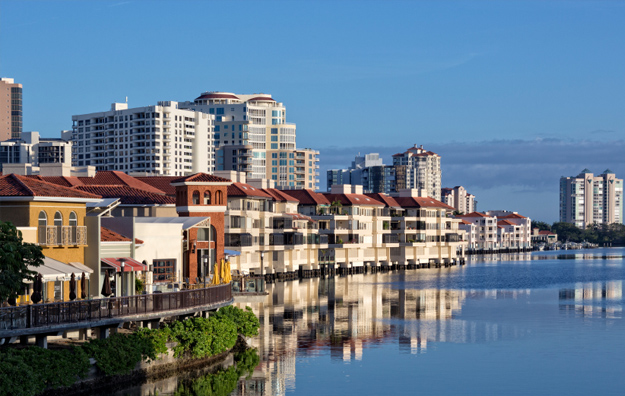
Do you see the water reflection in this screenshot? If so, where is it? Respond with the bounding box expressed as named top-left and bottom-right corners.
top-left (235, 273), bottom-right (532, 395)
top-left (559, 281), bottom-right (623, 319)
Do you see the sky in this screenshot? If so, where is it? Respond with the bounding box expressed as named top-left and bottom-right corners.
top-left (1, 0), bottom-right (624, 223)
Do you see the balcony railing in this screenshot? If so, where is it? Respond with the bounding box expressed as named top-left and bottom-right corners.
top-left (39, 226), bottom-right (87, 246)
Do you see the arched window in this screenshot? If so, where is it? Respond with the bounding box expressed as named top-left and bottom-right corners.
top-left (204, 191), bottom-right (211, 205)
top-left (54, 212), bottom-right (63, 244)
top-left (38, 211), bottom-right (47, 245)
top-left (216, 190), bottom-right (223, 205)
top-left (69, 212), bottom-right (78, 244)
top-left (192, 190), bottom-right (200, 205)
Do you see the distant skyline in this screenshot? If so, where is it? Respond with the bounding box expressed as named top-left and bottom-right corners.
top-left (1, 0), bottom-right (624, 222)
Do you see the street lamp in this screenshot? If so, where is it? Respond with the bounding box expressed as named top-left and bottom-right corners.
top-left (120, 260), bottom-right (126, 297)
top-left (260, 252), bottom-right (264, 278)
top-left (203, 255), bottom-right (208, 288)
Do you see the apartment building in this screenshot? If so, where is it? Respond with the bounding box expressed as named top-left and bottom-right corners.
top-left (180, 92), bottom-right (319, 190)
top-left (457, 210), bottom-right (532, 249)
top-left (392, 145), bottom-right (441, 201)
top-left (441, 186), bottom-right (476, 214)
top-left (326, 152), bottom-right (406, 194)
top-left (0, 131), bottom-right (72, 168)
top-left (559, 169), bottom-right (623, 228)
top-left (0, 77), bottom-right (22, 140)
top-left (71, 101), bottom-right (216, 176)
top-left (456, 212), bottom-right (498, 249)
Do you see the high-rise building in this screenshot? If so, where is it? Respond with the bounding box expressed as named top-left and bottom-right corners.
top-left (179, 92), bottom-right (319, 190)
top-left (71, 102), bottom-right (216, 176)
top-left (559, 169), bottom-right (623, 228)
top-left (392, 144), bottom-right (441, 201)
top-left (0, 78), bottom-right (23, 140)
top-left (442, 186), bottom-right (476, 214)
top-left (0, 131), bottom-right (72, 167)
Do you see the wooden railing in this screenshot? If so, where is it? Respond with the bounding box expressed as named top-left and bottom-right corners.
top-left (0, 284), bottom-right (232, 332)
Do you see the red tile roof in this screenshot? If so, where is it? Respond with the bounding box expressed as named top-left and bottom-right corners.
top-left (365, 193), bottom-right (401, 208)
top-left (195, 93), bottom-right (240, 101)
top-left (41, 176), bottom-right (85, 187)
top-left (460, 219), bottom-right (474, 225)
top-left (539, 230), bottom-right (554, 235)
top-left (100, 226), bottom-right (144, 244)
top-left (501, 213), bottom-right (527, 219)
top-left (394, 196), bottom-right (454, 210)
top-left (456, 211), bottom-right (490, 218)
top-left (227, 182), bottom-right (273, 198)
top-left (78, 171), bottom-right (166, 194)
top-left (497, 220), bottom-right (516, 226)
top-left (171, 173), bottom-right (232, 183)
top-left (74, 185), bottom-right (175, 205)
top-left (0, 174), bottom-right (101, 199)
top-left (280, 189), bottom-right (331, 205)
top-left (134, 176), bottom-right (178, 196)
top-left (262, 188), bottom-right (299, 202)
top-left (323, 193), bottom-right (385, 206)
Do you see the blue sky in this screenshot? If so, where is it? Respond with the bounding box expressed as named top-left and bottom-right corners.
top-left (1, 0), bottom-right (624, 222)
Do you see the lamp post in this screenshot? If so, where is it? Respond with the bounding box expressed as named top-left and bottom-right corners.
top-left (203, 255), bottom-right (208, 288)
top-left (260, 251), bottom-right (264, 278)
top-left (120, 260), bottom-right (126, 297)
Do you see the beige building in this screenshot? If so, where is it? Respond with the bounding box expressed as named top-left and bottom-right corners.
top-left (0, 77), bottom-right (22, 140)
top-left (442, 186), bottom-right (476, 214)
top-left (560, 169), bottom-right (623, 229)
top-left (392, 145), bottom-right (441, 200)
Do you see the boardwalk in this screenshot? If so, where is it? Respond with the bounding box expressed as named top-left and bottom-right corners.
top-left (0, 284), bottom-right (232, 346)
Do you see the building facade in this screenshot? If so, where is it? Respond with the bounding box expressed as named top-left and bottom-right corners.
top-left (559, 169), bottom-right (623, 228)
top-left (392, 145), bottom-right (442, 201)
top-left (0, 77), bottom-right (22, 140)
top-left (71, 101), bottom-right (216, 176)
top-left (0, 131), bottom-right (72, 168)
top-left (441, 186), bottom-right (476, 214)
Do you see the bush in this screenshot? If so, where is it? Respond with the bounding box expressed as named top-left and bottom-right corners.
top-left (212, 306), bottom-right (260, 338)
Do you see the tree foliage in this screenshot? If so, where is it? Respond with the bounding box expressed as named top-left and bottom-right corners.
top-left (531, 220), bottom-right (551, 232)
top-left (551, 222), bottom-right (625, 245)
top-left (0, 221), bottom-right (45, 302)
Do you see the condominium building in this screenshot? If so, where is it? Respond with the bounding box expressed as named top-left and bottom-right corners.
top-left (180, 92), bottom-right (319, 190)
top-left (327, 153), bottom-right (406, 194)
top-left (0, 77), bottom-right (22, 140)
top-left (457, 210), bottom-right (532, 249)
top-left (71, 102), bottom-right (216, 176)
top-left (559, 169), bottom-right (623, 228)
top-left (441, 186), bottom-right (476, 214)
top-left (392, 145), bottom-right (441, 201)
top-left (0, 131), bottom-right (72, 167)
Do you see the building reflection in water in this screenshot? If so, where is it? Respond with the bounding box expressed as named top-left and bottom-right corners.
top-left (559, 281), bottom-right (623, 319)
top-left (233, 273), bottom-right (529, 396)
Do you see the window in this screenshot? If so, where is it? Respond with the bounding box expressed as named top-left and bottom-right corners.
top-left (204, 191), bottom-right (211, 204)
top-left (38, 211), bottom-right (47, 244)
top-left (271, 143), bottom-right (278, 149)
top-left (197, 228), bottom-right (210, 241)
top-left (54, 212), bottom-right (63, 244)
top-left (69, 212), bottom-right (78, 244)
top-left (192, 191), bottom-right (200, 205)
top-left (153, 259), bottom-right (175, 282)
top-left (216, 190), bottom-right (223, 205)
top-left (216, 108), bottom-right (225, 115)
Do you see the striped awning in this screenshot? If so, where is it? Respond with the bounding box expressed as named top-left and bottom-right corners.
top-left (101, 257), bottom-right (147, 272)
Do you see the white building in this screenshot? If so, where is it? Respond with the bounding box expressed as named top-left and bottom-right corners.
top-left (71, 102), bottom-right (215, 176)
top-left (442, 186), bottom-right (476, 214)
top-left (0, 131), bottom-right (72, 167)
top-left (559, 169), bottom-right (623, 228)
top-left (392, 145), bottom-right (442, 201)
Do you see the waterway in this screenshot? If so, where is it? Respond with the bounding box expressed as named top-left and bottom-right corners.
top-left (111, 248), bottom-right (625, 395)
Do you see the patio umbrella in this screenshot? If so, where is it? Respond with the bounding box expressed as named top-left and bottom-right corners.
top-left (31, 273), bottom-right (42, 304)
top-left (222, 260), bottom-right (232, 284)
top-left (101, 270), bottom-right (113, 297)
top-left (80, 272), bottom-right (87, 299)
top-left (69, 273), bottom-right (77, 301)
top-left (210, 260), bottom-right (221, 286)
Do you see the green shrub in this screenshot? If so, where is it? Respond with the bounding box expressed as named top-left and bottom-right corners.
top-left (212, 305), bottom-right (260, 338)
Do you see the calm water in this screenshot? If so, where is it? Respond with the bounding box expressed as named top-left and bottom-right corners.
top-left (114, 248), bottom-right (625, 395)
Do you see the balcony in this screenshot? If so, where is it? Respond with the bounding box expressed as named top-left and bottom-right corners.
top-left (38, 226), bottom-right (86, 246)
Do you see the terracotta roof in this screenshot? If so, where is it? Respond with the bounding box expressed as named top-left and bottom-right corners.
top-left (501, 213), bottom-right (527, 219)
top-left (195, 92), bottom-right (240, 101)
top-left (459, 219), bottom-right (474, 225)
top-left (100, 226), bottom-right (144, 245)
top-left (539, 230), bottom-right (554, 235)
top-left (262, 188), bottom-right (299, 202)
top-left (497, 220), bottom-right (516, 226)
top-left (134, 176), bottom-right (178, 196)
top-left (323, 193), bottom-right (385, 206)
top-left (74, 185), bottom-right (175, 205)
top-left (365, 193), bottom-right (401, 208)
top-left (456, 211), bottom-right (490, 218)
top-left (394, 196), bottom-right (454, 210)
top-left (279, 189), bottom-right (330, 205)
top-left (0, 174), bottom-right (101, 199)
top-left (171, 173), bottom-right (232, 184)
top-left (227, 182), bottom-right (273, 198)
top-left (78, 171), bottom-right (166, 194)
top-left (41, 176), bottom-right (85, 187)
top-left (247, 96), bottom-right (275, 102)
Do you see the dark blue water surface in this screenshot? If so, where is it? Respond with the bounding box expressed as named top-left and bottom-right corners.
top-left (236, 248), bottom-right (625, 396)
top-left (111, 248), bottom-right (625, 395)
